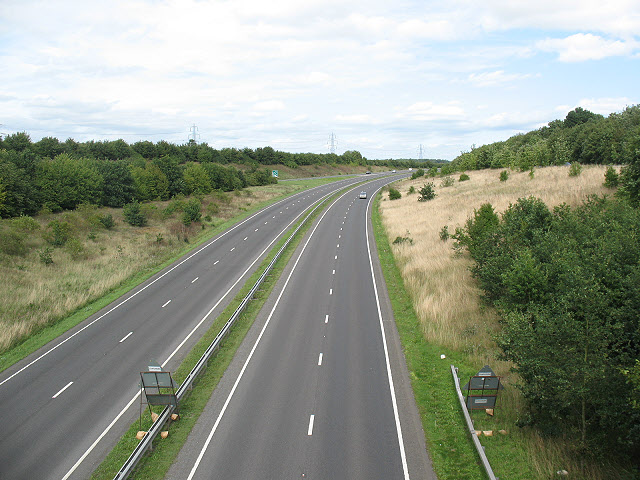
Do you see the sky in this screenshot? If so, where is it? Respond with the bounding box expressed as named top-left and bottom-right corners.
top-left (1, 0), bottom-right (639, 160)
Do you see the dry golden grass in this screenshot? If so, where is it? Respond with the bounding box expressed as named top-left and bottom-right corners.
top-left (379, 165), bottom-right (615, 479)
top-left (0, 183), bottom-right (304, 352)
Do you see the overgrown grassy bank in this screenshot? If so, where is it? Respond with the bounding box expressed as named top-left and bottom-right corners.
top-left (0, 177), bottom-right (344, 370)
top-left (376, 166), bottom-right (630, 479)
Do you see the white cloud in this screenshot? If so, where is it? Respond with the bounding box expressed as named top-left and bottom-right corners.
top-left (537, 33), bottom-right (638, 61)
top-left (399, 102), bottom-right (466, 121)
top-left (460, 0), bottom-right (640, 37)
top-left (575, 97), bottom-right (637, 115)
top-left (335, 114), bottom-right (376, 124)
top-left (467, 70), bottom-right (533, 86)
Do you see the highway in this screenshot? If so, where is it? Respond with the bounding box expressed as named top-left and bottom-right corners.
top-left (0, 174), bottom-right (401, 480)
top-left (167, 176), bottom-right (435, 480)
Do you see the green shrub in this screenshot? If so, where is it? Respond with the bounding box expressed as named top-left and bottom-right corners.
top-left (604, 166), bottom-right (619, 188)
top-left (388, 187), bottom-right (401, 200)
top-left (45, 220), bottom-right (72, 246)
top-left (392, 231), bottom-right (413, 245)
top-left (123, 201), bottom-right (147, 227)
top-left (440, 176), bottom-right (455, 187)
top-left (408, 186), bottom-right (415, 195)
top-left (568, 162), bottom-right (582, 176)
top-left (97, 214), bottom-right (115, 229)
top-left (459, 173), bottom-right (470, 182)
top-left (418, 182), bottom-right (436, 201)
top-left (0, 230), bottom-right (28, 256)
top-left (39, 246), bottom-right (53, 265)
top-left (410, 168), bottom-right (425, 180)
top-left (439, 225), bottom-right (449, 241)
top-left (500, 170), bottom-right (510, 182)
top-left (182, 198), bottom-right (202, 226)
top-left (65, 237), bottom-right (86, 260)
top-left (11, 216), bottom-right (40, 232)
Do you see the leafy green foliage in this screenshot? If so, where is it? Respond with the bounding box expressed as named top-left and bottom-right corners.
top-left (439, 225), bottom-right (449, 241)
top-left (45, 220), bottom-right (72, 246)
top-left (568, 162), bottom-right (582, 176)
top-left (499, 170), bottom-right (509, 182)
top-left (603, 166), bottom-right (619, 188)
top-left (122, 201), bottom-right (147, 227)
top-left (410, 168), bottom-right (424, 179)
top-left (418, 182), bottom-right (436, 201)
top-left (408, 186), bottom-right (415, 194)
top-left (181, 198), bottom-right (202, 226)
top-left (450, 105), bottom-right (640, 173)
top-left (455, 195), bottom-right (640, 460)
top-left (36, 154), bottom-right (103, 212)
top-left (440, 176), bottom-right (454, 187)
top-left (97, 214), bottom-right (115, 229)
top-left (388, 187), bottom-right (401, 200)
top-left (39, 246), bottom-right (53, 265)
top-left (458, 173), bottom-right (470, 182)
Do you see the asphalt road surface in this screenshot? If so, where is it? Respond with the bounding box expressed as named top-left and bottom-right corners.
top-left (167, 177), bottom-right (436, 480)
top-left (0, 174), bottom-right (403, 480)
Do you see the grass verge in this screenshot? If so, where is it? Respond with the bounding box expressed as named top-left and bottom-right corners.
top-left (91, 184), bottom-right (354, 479)
top-left (0, 177), bottom-right (348, 372)
top-left (372, 191), bottom-right (537, 480)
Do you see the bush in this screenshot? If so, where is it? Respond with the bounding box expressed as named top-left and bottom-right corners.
top-left (98, 214), bottom-right (115, 229)
top-left (408, 186), bottom-right (415, 194)
top-left (410, 168), bottom-right (425, 180)
top-left (65, 237), bottom-right (87, 260)
top-left (568, 162), bottom-right (582, 176)
top-left (45, 220), bottom-right (72, 246)
top-left (0, 229), bottom-right (27, 256)
top-left (500, 170), bottom-right (510, 182)
top-left (182, 198), bottom-right (202, 226)
top-left (459, 173), bottom-right (470, 182)
top-left (439, 225), bottom-right (449, 241)
top-left (39, 246), bottom-right (53, 265)
top-left (388, 187), bottom-right (401, 200)
top-left (123, 201), bottom-right (147, 227)
top-left (604, 166), bottom-right (619, 188)
top-left (440, 176), bottom-right (454, 187)
top-left (418, 182), bottom-right (436, 201)
top-left (392, 231), bottom-right (413, 245)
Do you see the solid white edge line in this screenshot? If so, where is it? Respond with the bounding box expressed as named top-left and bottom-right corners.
top-left (119, 332), bottom-right (133, 343)
top-left (52, 381), bottom-right (73, 399)
top-left (0, 187), bottom-right (310, 389)
top-left (307, 414), bottom-right (315, 436)
top-left (61, 192), bottom-right (328, 480)
top-left (365, 188), bottom-right (410, 480)
top-left (186, 190), bottom-right (346, 480)
top-left (61, 391), bottom-right (141, 480)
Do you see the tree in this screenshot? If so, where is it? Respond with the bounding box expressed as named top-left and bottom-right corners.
top-left (183, 163), bottom-right (212, 195)
top-left (417, 182), bottom-right (436, 201)
top-left (131, 162), bottom-right (169, 201)
top-left (564, 107), bottom-right (603, 128)
top-left (123, 200), bottom-right (147, 226)
top-left (95, 159), bottom-right (136, 207)
top-left (35, 154), bottom-right (103, 212)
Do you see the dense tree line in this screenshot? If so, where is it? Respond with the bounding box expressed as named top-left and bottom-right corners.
top-left (0, 134), bottom-right (440, 218)
top-left (453, 196), bottom-right (640, 462)
top-left (449, 105), bottom-right (640, 205)
top-left (452, 106), bottom-right (640, 170)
